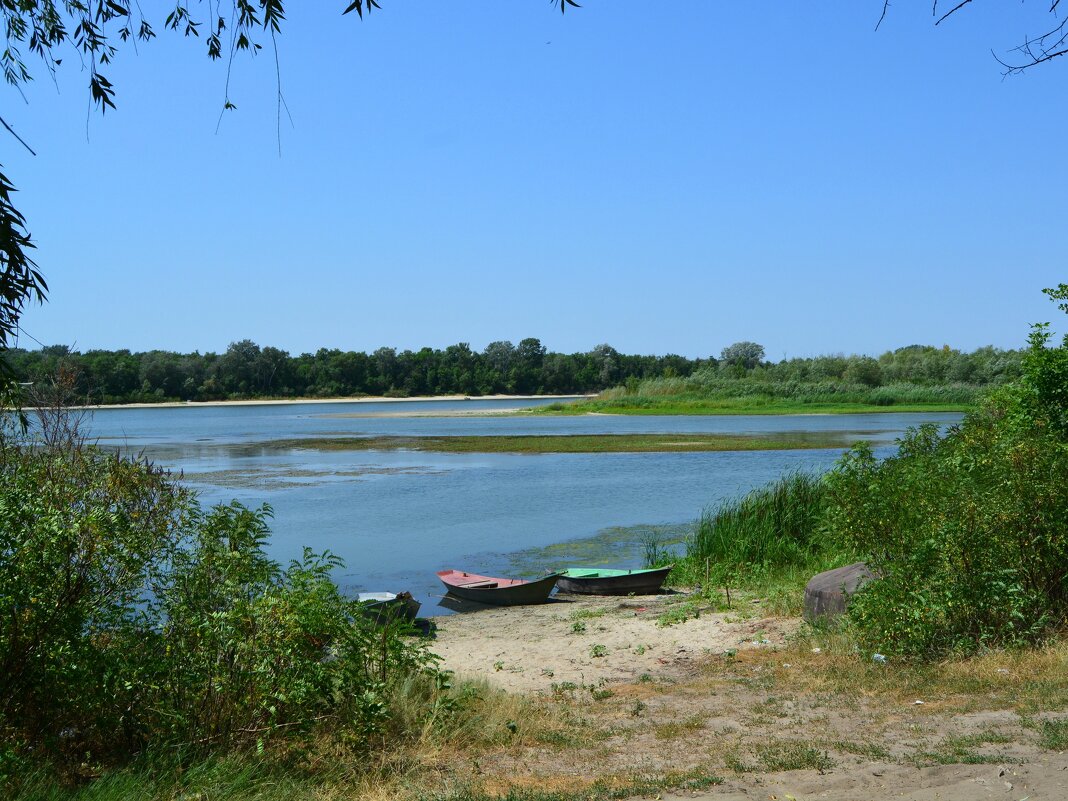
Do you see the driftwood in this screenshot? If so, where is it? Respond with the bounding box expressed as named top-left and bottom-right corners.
top-left (803, 562), bottom-right (874, 622)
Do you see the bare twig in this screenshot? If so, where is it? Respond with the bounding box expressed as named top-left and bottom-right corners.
top-left (0, 116), bottom-right (36, 156)
top-left (876, 0), bottom-right (891, 32)
top-left (935, 0), bottom-right (975, 27)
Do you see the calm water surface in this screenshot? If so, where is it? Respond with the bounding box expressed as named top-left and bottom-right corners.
top-left (83, 399), bottom-right (963, 612)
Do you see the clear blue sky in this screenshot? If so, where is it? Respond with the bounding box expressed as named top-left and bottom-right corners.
top-left (7, 1), bottom-right (1066, 360)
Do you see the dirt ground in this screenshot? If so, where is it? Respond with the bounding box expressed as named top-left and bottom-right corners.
top-left (428, 593), bottom-right (1068, 801)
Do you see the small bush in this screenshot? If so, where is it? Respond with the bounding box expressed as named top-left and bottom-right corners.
top-left (825, 392), bottom-right (1068, 657)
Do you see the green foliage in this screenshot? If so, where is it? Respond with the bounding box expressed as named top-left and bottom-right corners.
top-left (825, 398), bottom-right (1068, 657)
top-left (9, 339), bottom-right (1024, 406)
top-left (821, 287), bottom-right (1068, 658)
top-left (0, 165), bottom-right (48, 408)
top-left (640, 531), bottom-right (673, 568)
top-left (0, 434), bottom-right (439, 781)
top-left (719, 341), bottom-right (765, 369)
top-left (1019, 283), bottom-right (1068, 436)
top-left (1038, 718), bottom-right (1068, 750)
top-left (0, 436), bottom-right (190, 762)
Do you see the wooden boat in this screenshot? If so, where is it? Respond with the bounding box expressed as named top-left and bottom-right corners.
top-left (555, 565), bottom-right (673, 595)
top-left (437, 569), bottom-right (561, 606)
top-left (355, 591), bottom-right (421, 624)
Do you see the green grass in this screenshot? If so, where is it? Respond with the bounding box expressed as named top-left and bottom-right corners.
top-left (1038, 718), bottom-right (1068, 750)
top-left (656, 599), bottom-right (704, 627)
top-left (6, 755), bottom-right (328, 801)
top-left (753, 741), bottom-right (835, 772)
top-left (912, 731), bottom-right (1017, 766)
top-left (826, 739), bottom-right (891, 760)
top-left (653, 715), bottom-right (707, 740)
top-left (258, 432), bottom-right (863, 454)
top-left (569, 607), bottom-right (610, 621)
top-left (537, 399), bottom-right (972, 416)
top-left (532, 378), bottom-right (979, 416)
top-left (725, 740), bottom-right (835, 773)
top-left (675, 471), bottom-right (839, 583)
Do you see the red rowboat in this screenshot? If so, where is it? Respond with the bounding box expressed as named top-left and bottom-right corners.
top-left (437, 569), bottom-right (560, 606)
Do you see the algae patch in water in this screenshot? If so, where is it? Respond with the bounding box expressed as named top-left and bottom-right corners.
top-left (255, 432), bottom-right (863, 454)
top-left (183, 464), bottom-right (442, 490)
top-left (505, 522), bottom-right (693, 577)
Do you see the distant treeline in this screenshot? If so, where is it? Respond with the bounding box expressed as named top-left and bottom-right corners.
top-left (8, 339), bottom-right (1023, 405)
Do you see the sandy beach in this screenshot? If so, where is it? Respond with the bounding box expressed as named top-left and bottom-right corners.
top-left (430, 592), bottom-right (796, 694)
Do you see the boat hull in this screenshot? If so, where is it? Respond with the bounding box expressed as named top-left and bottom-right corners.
top-left (556, 565), bottom-right (673, 595)
top-left (438, 570), bottom-right (561, 606)
top-left (356, 591), bottom-right (421, 624)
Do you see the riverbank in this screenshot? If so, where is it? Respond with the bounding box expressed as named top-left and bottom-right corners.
top-left (535, 399), bottom-right (975, 416)
top-left (424, 594), bottom-right (1068, 801)
top-left (82, 393), bottom-right (584, 410)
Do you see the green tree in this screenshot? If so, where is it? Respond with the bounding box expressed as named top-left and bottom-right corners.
top-left (1020, 283), bottom-right (1068, 436)
top-left (719, 341), bottom-right (765, 370)
top-left (514, 337), bottom-right (546, 394)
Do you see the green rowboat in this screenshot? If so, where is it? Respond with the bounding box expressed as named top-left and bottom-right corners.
top-left (556, 565), bottom-right (672, 595)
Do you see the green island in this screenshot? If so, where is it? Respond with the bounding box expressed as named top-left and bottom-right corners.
top-left (266, 431), bottom-right (869, 453)
top-left (533, 369), bottom-right (985, 416)
top-left (535, 397), bottom-right (973, 416)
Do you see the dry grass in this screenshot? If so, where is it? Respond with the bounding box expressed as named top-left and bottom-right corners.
top-left (735, 631), bottom-right (1068, 716)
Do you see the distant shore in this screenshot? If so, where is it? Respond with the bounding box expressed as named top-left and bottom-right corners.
top-left (83, 394), bottom-right (585, 411)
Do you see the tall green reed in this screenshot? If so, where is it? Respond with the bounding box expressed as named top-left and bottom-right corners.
top-left (682, 472), bottom-right (832, 585)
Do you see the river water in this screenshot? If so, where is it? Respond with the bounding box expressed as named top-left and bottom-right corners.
top-left (81, 399), bottom-right (962, 613)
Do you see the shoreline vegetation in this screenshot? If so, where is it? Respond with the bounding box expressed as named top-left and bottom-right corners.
top-left (81, 395), bottom-right (969, 420)
top-left (534, 376), bottom-right (984, 416)
top-left (13, 340), bottom-right (1020, 414)
top-left (536, 399), bottom-right (973, 416)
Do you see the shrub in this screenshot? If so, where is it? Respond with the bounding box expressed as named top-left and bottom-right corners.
top-left (825, 397), bottom-right (1068, 657)
top-left (823, 287), bottom-right (1068, 658)
top-left (0, 438), bottom-right (189, 762)
top-left (0, 436), bottom-right (438, 776)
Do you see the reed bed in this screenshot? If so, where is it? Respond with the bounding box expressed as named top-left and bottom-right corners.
top-left (674, 471), bottom-right (845, 591)
top-left (572, 378), bottom-right (981, 414)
